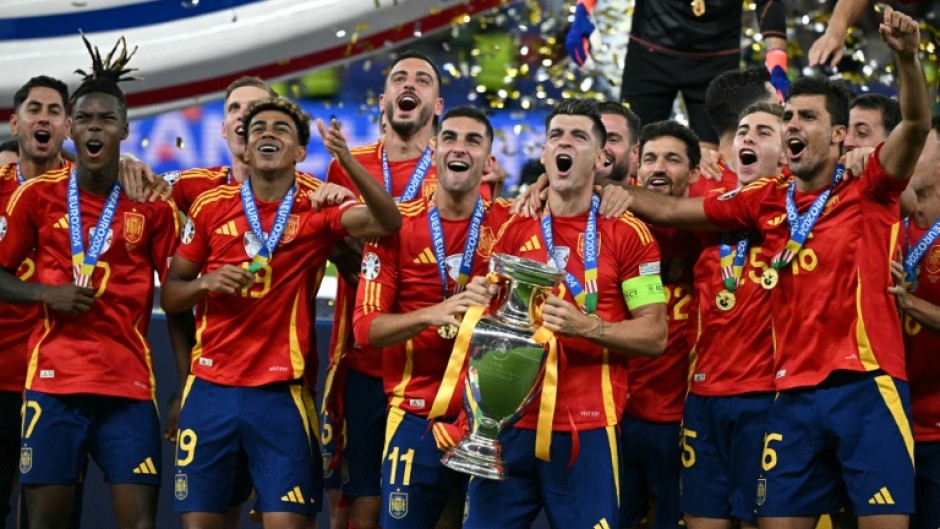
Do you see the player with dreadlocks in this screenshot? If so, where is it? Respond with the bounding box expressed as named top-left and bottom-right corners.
top-left (0, 33), bottom-right (184, 529)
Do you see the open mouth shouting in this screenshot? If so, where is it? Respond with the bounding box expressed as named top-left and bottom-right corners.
top-left (446, 159), bottom-right (470, 174)
top-left (787, 136), bottom-right (807, 161)
top-left (33, 129), bottom-right (53, 150)
top-left (397, 94), bottom-right (419, 112)
top-left (555, 153), bottom-right (574, 176)
top-left (738, 148), bottom-right (758, 167)
top-left (85, 139), bottom-right (105, 158)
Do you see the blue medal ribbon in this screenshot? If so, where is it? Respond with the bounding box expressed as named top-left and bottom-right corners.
top-left (903, 217), bottom-right (940, 291)
top-left (382, 146), bottom-right (432, 202)
top-left (67, 169), bottom-right (122, 287)
top-left (428, 197), bottom-right (486, 298)
top-left (770, 163), bottom-right (845, 271)
top-left (16, 163), bottom-right (25, 185)
top-left (239, 177), bottom-right (297, 273)
top-left (540, 195), bottom-right (600, 314)
top-left (718, 232), bottom-right (750, 292)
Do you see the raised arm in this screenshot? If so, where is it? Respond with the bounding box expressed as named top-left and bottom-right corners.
top-left (808, 0), bottom-right (870, 67)
top-left (877, 6), bottom-right (931, 181)
top-left (317, 118), bottom-right (401, 239)
top-left (627, 186), bottom-right (716, 230)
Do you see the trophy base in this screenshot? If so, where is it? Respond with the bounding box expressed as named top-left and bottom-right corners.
top-left (440, 431), bottom-right (505, 481)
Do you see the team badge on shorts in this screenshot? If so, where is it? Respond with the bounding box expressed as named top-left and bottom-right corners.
top-left (388, 491), bottom-right (408, 519)
top-left (175, 473), bottom-right (189, 500)
top-left (19, 447), bottom-right (32, 473)
top-left (756, 478), bottom-right (767, 506)
top-left (322, 453), bottom-right (334, 478)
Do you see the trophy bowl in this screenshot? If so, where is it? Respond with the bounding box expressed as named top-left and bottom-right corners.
top-left (440, 253), bottom-right (564, 480)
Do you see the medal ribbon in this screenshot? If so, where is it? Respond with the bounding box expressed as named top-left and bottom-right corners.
top-left (16, 163), bottom-right (25, 185)
top-left (428, 197), bottom-right (486, 298)
top-left (540, 195), bottom-right (600, 314)
top-left (239, 177), bottom-right (296, 273)
top-left (382, 145), bottom-right (432, 202)
top-left (718, 232), bottom-right (750, 292)
top-left (67, 169), bottom-right (122, 287)
top-left (903, 217), bottom-right (940, 288)
top-left (769, 163), bottom-right (844, 271)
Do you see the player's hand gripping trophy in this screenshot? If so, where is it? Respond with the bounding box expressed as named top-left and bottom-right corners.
top-left (441, 253), bottom-right (564, 480)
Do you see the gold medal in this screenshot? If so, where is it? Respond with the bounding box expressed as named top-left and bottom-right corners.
top-left (715, 290), bottom-right (736, 311)
top-left (761, 269), bottom-right (779, 290)
top-left (691, 0), bottom-right (706, 16)
top-left (437, 324), bottom-right (458, 340)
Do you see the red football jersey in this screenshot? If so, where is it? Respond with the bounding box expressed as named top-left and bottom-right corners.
top-left (491, 208), bottom-right (663, 430)
top-left (624, 226), bottom-right (696, 423)
top-left (326, 142), bottom-right (442, 380)
top-left (690, 227), bottom-right (776, 396)
top-left (177, 175), bottom-right (353, 387)
top-left (0, 161), bottom-right (74, 392)
top-left (687, 159), bottom-right (738, 199)
top-left (0, 167), bottom-right (179, 400)
top-left (170, 166), bottom-right (232, 215)
top-left (703, 144), bottom-right (907, 390)
top-left (353, 198), bottom-right (512, 416)
top-left (901, 219), bottom-right (940, 442)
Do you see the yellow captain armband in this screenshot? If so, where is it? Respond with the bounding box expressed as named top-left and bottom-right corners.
top-left (621, 275), bottom-right (666, 310)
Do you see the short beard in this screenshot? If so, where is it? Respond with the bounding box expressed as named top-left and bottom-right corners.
top-left (605, 159), bottom-right (631, 182)
top-left (385, 100), bottom-right (432, 139)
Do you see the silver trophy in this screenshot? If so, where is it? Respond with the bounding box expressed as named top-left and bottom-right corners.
top-left (441, 253), bottom-right (564, 480)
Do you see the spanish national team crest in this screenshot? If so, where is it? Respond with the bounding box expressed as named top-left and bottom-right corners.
top-left (175, 473), bottom-right (189, 500)
top-left (577, 233), bottom-right (601, 259)
top-left (281, 214), bottom-right (300, 244)
top-left (0, 215), bottom-right (7, 241)
top-left (182, 217), bottom-right (196, 245)
top-left (244, 232), bottom-right (263, 258)
top-left (19, 447), bottom-right (31, 473)
top-left (477, 226), bottom-right (496, 258)
top-left (423, 181), bottom-right (438, 201)
top-left (362, 252), bottom-right (381, 280)
top-left (388, 491), bottom-right (408, 519)
top-left (756, 478), bottom-right (767, 506)
top-left (926, 246), bottom-right (940, 277)
top-left (124, 212), bottom-right (145, 244)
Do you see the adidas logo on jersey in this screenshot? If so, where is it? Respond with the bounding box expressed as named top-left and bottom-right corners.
top-left (413, 247), bottom-right (436, 264)
top-left (868, 486), bottom-right (895, 505)
top-left (215, 220), bottom-right (238, 236)
top-left (519, 235), bottom-right (541, 252)
top-left (593, 519), bottom-right (612, 529)
top-left (53, 216), bottom-right (68, 229)
top-left (132, 457), bottom-right (158, 475)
